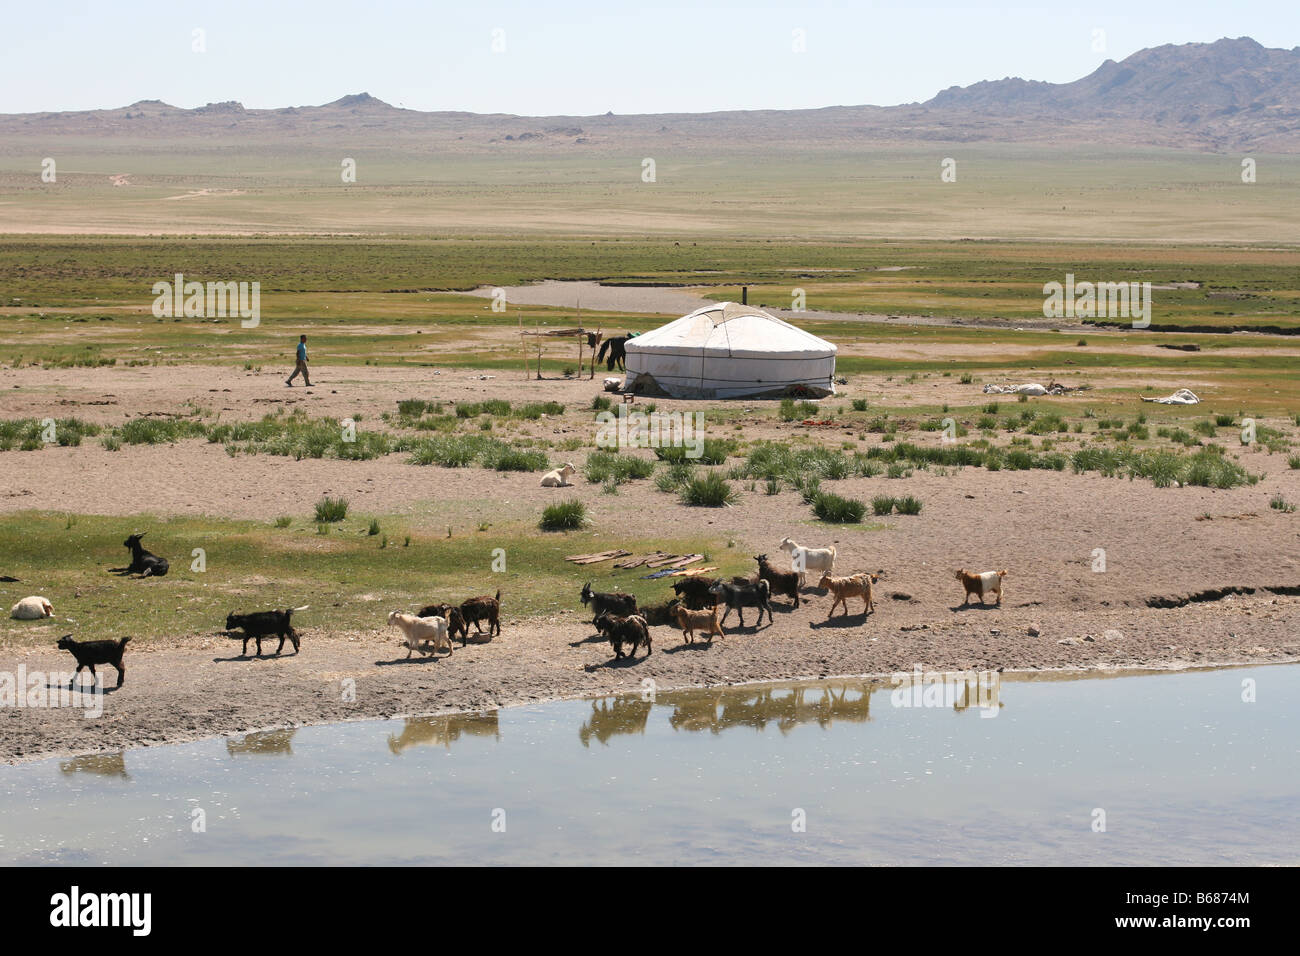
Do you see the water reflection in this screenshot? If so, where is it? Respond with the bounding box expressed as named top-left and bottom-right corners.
top-left (59, 752), bottom-right (129, 779)
top-left (579, 697), bottom-right (652, 747)
top-left (387, 713), bottom-right (501, 754)
top-left (578, 681), bottom-right (876, 745)
top-left (226, 728), bottom-right (297, 757)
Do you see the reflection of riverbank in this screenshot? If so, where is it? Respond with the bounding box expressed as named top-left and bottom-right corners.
top-left (388, 712), bottom-right (501, 754)
top-left (60, 751), bottom-right (128, 779)
top-left (226, 728), bottom-right (297, 756)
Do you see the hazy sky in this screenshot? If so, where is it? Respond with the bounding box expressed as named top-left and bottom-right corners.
top-left (4, 1), bottom-right (1296, 115)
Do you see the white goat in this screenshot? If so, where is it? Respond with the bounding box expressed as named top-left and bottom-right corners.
top-left (540, 462), bottom-right (577, 487)
top-left (10, 596), bottom-right (54, 620)
top-left (778, 537), bottom-right (836, 587)
top-left (387, 611), bottom-right (453, 658)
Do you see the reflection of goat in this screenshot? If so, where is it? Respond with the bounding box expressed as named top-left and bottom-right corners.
top-left (388, 713), bottom-right (500, 754)
top-left (597, 335), bottom-right (631, 371)
top-left (578, 697), bottom-right (652, 747)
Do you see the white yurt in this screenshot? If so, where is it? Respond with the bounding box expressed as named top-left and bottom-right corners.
top-left (622, 302), bottom-right (836, 399)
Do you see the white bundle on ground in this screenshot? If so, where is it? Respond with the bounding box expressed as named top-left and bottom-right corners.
top-left (1141, 388), bottom-right (1200, 405)
top-left (983, 383), bottom-right (1047, 396)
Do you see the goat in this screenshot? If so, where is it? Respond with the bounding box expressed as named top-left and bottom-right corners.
top-left (755, 553), bottom-right (800, 607)
top-left (957, 569), bottom-right (1007, 606)
top-left (637, 597), bottom-right (682, 627)
top-left (778, 537), bottom-right (835, 587)
top-left (671, 575), bottom-right (720, 610)
top-left (56, 634), bottom-right (130, 688)
top-left (458, 590), bottom-right (501, 638)
top-left (10, 596), bottom-right (54, 620)
top-left (540, 463), bottom-right (577, 487)
top-left (387, 611), bottom-right (453, 657)
top-left (671, 602), bottom-right (724, 644)
top-left (225, 606), bottom-right (307, 656)
top-left (593, 612), bottom-right (651, 660)
top-left (580, 582), bottom-right (637, 625)
top-left (708, 578), bottom-right (773, 629)
top-left (121, 532), bottom-right (169, 577)
top-left (818, 572), bottom-right (878, 617)
top-left (416, 603), bottom-right (469, 644)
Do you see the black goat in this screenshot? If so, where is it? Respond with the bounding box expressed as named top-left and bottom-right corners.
top-left (57, 635), bottom-right (130, 688)
top-left (755, 554), bottom-right (800, 607)
top-left (416, 603), bottom-right (470, 644)
top-left (671, 575), bottom-right (720, 610)
top-left (580, 582), bottom-right (637, 625)
top-left (708, 578), bottom-right (773, 628)
top-left (637, 596), bottom-right (682, 627)
top-left (458, 590), bottom-right (501, 638)
top-left (120, 532), bottom-right (169, 577)
top-left (225, 606), bottom-right (307, 656)
top-left (593, 612), bottom-right (651, 660)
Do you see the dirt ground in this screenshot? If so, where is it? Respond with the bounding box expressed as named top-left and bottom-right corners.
top-left (1, 363), bottom-right (1298, 763)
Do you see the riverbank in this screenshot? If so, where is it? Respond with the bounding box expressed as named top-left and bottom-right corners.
top-left (4, 595), bottom-right (1297, 764)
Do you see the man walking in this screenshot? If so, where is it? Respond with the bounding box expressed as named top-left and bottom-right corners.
top-left (286, 334), bottom-right (312, 387)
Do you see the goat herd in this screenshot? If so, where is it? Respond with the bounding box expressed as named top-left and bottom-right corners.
top-left (12, 533), bottom-right (1011, 683)
top-left (580, 537), bottom-right (1008, 661)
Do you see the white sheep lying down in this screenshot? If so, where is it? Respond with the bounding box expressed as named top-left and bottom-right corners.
top-left (387, 611), bottom-right (453, 657)
top-left (540, 462), bottom-right (577, 487)
top-left (778, 537), bottom-right (836, 587)
top-left (10, 596), bottom-right (54, 620)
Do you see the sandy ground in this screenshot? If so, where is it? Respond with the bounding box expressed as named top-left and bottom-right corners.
top-left (2, 363), bottom-right (1298, 763)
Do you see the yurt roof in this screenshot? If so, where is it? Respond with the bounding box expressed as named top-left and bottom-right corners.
top-left (624, 303), bottom-right (836, 360)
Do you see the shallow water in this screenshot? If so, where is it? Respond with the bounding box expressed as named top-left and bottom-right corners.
top-left (1, 665), bottom-right (1297, 865)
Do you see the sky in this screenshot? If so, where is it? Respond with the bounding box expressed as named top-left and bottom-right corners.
top-left (3, 1), bottom-right (1297, 116)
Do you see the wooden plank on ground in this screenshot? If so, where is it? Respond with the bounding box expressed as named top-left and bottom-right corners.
top-left (564, 549), bottom-right (632, 565)
top-left (614, 552), bottom-right (672, 569)
top-left (647, 553), bottom-right (703, 569)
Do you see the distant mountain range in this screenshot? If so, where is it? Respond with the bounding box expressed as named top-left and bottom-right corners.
top-left (2, 37), bottom-right (1297, 152)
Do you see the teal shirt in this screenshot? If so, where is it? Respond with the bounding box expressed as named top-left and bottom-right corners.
top-left (296, 342), bottom-right (307, 361)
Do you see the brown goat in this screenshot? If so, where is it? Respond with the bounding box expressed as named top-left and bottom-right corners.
top-left (818, 572), bottom-right (878, 617)
top-left (956, 569), bottom-right (1007, 606)
top-left (459, 590), bottom-right (502, 638)
top-left (671, 602), bottom-right (724, 644)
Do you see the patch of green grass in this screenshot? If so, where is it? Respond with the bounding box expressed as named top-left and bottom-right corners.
top-left (585, 451), bottom-right (655, 485)
top-left (811, 492), bottom-right (866, 523)
top-left (1271, 494), bottom-right (1296, 513)
top-left (314, 496), bottom-right (350, 523)
top-left (540, 499), bottom-right (587, 530)
top-left (680, 472), bottom-right (737, 507)
top-left (871, 495), bottom-right (896, 516)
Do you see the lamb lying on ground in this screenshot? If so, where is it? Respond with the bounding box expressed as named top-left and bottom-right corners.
top-left (10, 596), bottom-right (53, 619)
top-left (956, 569), bottom-right (1007, 606)
top-left (387, 611), bottom-right (454, 658)
top-left (540, 463), bottom-right (577, 487)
